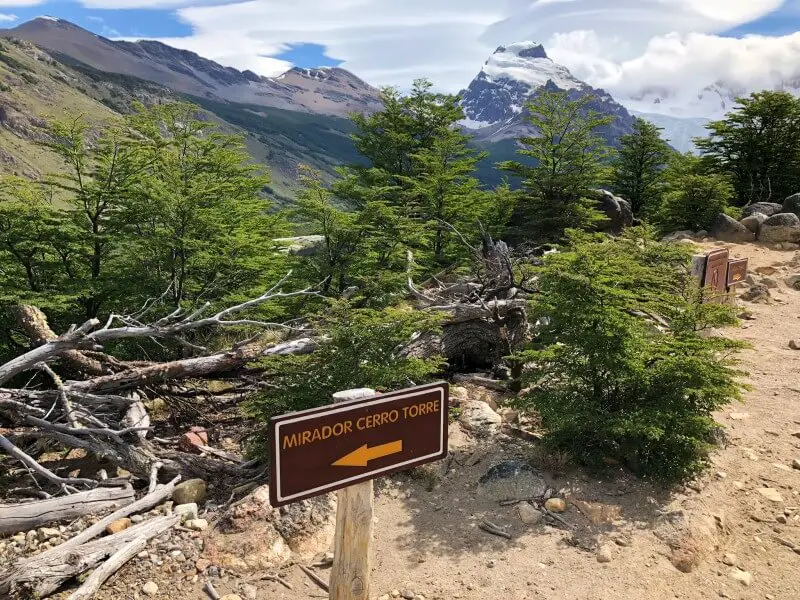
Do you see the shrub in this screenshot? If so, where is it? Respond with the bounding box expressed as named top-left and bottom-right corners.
top-left (243, 302), bottom-right (444, 455)
top-left (657, 173), bottom-right (733, 233)
top-left (514, 228), bottom-right (748, 481)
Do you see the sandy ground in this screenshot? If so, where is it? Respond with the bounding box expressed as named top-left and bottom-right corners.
top-left (35, 242), bottom-right (800, 600)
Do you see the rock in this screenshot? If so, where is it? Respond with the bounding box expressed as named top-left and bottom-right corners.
top-left (711, 213), bottom-right (755, 243)
top-left (130, 514), bottom-right (144, 524)
top-left (105, 518), bottom-right (132, 535)
top-left (729, 412), bottom-right (750, 420)
top-left (760, 276), bottom-right (779, 288)
top-left (142, 581), bottom-right (159, 596)
top-left (740, 213), bottom-right (767, 233)
top-left (400, 590), bottom-right (415, 600)
top-left (195, 558), bottom-right (212, 572)
top-left (740, 284), bottom-right (770, 303)
top-left (654, 512), bottom-right (723, 573)
top-left (179, 427), bottom-right (209, 454)
top-left (477, 460), bottom-right (547, 502)
top-left (721, 553), bottom-right (737, 566)
top-left (173, 479), bottom-right (207, 505)
top-left (220, 595), bottom-right (243, 600)
top-left (517, 501), bottom-right (543, 525)
top-left (793, 458), bottom-right (800, 470)
top-left (207, 486), bottom-right (336, 574)
top-left (459, 399), bottom-right (501, 436)
top-left (37, 527), bottom-right (60, 541)
top-left (588, 189), bottom-right (634, 235)
top-left (663, 230), bottom-right (696, 242)
top-left (790, 340), bottom-right (800, 351)
top-left (544, 498), bottom-right (567, 513)
top-left (742, 202), bottom-right (783, 219)
top-left (448, 386), bottom-right (468, 405)
top-left (596, 544), bottom-right (614, 563)
top-left (174, 503), bottom-right (199, 522)
top-left (186, 518), bottom-right (209, 531)
top-left (786, 274), bottom-right (800, 290)
top-left (783, 192), bottom-right (800, 217)
top-left (757, 488), bottom-right (783, 503)
top-left (729, 569), bottom-right (753, 587)
top-left (241, 584), bottom-right (258, 600)
top-left (757, 212), bottom-right (800, 243)
top-left (378, 595), bottom-right (391, 600)
top-left (572, 500), bottom-right (622, 524)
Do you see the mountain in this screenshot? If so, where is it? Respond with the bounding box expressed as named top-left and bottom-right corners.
top-left (0, 33), bottom-right (363, 203)
top-left (459, 42), bottom-right (636, 145)
top-left (631, 111), bottom-right (709, 154)
top-left (2, 17), bottom-right (381, 119)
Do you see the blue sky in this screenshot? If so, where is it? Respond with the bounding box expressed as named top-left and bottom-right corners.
top-left (0, 1), bottom-right (341, 68)
top-left (0, 0), bottom-right (798, 117)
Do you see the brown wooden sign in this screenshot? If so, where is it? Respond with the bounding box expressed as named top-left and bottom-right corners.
top-left (703, 248), bottom-right (729, 302)
top-left (269, 382), bottom-right (449, 507)
top-left (727, 258), bottom-right (749, 287)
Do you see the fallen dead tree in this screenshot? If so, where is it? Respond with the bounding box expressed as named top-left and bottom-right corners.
top-left (0, 274), bottom-right (319, 535)
top-left (0, 485), bottom-right (134, 535)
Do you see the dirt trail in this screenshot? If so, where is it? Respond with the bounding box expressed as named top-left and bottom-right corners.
top-left (45, 242), bottom-right (800, 600)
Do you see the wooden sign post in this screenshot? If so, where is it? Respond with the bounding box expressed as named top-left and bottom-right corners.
top-left (329, 388), bottom-right (376, 600)
top-left (268, 382), bottom-right (450, 600)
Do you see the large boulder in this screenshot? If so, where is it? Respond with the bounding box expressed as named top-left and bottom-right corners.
top-left (757, 212), bottom-right (800, 243)
top-left (741, 202), bottom-right (783, 219)
top-left (740, 213), bottom-right (767, 234)
top-left (202, 486), bottom-right (336, 573)
top-left (588, 189), bottom-right (634, 235)
top-left (710, 213), bottom-right (755, 243)
top-left (783, 193), bottom-right (800, 218)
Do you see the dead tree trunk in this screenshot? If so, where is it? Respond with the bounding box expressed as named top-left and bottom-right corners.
top-left (0, 486), bottom-right (134, 535)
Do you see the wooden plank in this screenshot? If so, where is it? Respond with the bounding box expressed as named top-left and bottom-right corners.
top-left (0, 486), bottom-right (134, 535)
top-left (329, 388), bottom-right (375, 600)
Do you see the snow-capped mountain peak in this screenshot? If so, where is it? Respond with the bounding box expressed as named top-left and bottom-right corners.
top-left (459, 41), bottom-right (634, 146)
top-left (459, 41), bottom-right (590, 129)
top-left (482, 42), bottom-right (581, 93)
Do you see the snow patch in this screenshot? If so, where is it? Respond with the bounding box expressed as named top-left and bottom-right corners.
top-left (35, 15), bottom-right (59, 22)
top-left (482, 43), bottom-right (580, 91)
top-left (460, 117), bottom-right (492, 129)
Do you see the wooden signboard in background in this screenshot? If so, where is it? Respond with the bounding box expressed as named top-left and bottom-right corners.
top-left (702, 248), bottom-right (730, 302)
top-left (727, 258), bottom-right (749, 287)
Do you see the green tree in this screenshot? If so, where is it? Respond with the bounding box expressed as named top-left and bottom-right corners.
top-left (501, 91), bottom-right (614, 243)
top-left (611, 117), bottom-right (672, 215)
top-left (292, 165), bottom-right (360, 294)
top-left (515, 228), bottom-right (747, 480)
top-left (403, 127), bottom-right (495, 265)
top-left (657, 154), bottom-right (734, 233)
top-left (46, 115), bottom-right (152, 318)
top-left (696, 91), bottom-right (800, 206)
top-left (120, 102), bottom-right (284, 309)
top-left (244, 302), bottom-right (444, 454)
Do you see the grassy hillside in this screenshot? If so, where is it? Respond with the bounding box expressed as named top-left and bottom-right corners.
top-left (0, 38), bottom-right (119, 181)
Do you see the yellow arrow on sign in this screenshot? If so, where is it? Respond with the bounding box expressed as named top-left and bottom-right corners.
top-left (332, 440), bottom-right (403, 467)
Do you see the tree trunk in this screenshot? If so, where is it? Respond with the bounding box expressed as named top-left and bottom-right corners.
top-left (0, 486), bottom-right (134, 535)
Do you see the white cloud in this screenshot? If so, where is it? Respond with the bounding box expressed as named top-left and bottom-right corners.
top-left (76, 0), bottom-right (800, 117)
top-left (0, 13), bottom-right (17, 21)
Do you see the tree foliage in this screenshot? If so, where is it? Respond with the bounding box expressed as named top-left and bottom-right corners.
top-left (696, 91), bottom-right (800, 206)
top-left (244, 302), bottom-right (444, 453)
top-left (501, 90), bottom-right (614, 243)
top-left (656, 154), bottom-right (734, 233)
top-left (515, 228), bottom-right (747, 480)
top-left (611, 117), bottom-right (672, 215)
top-left (0, 102), bottom-right (287, 343)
